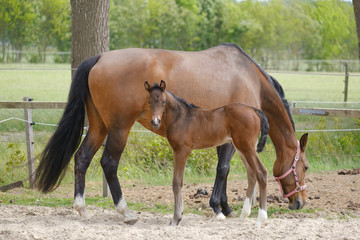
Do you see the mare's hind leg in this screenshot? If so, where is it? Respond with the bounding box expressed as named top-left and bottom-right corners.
top-left (210, 143), bottom-right (235, 219)
top-left (101, 127), bottom-right (137, 225)
top-left (74, 129), bottom-right (106, 216)
top-left (74, 99), bottom-right (107, 216)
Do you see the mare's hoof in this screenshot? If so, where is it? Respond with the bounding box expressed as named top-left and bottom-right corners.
top-left (213, 212), bottom-right (226, 221)
top-left (124, 217), bottom-right (138, 225)
top-left (169, 219), bottom-right (181, 226)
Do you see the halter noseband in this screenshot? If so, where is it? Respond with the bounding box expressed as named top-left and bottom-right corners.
top-left (274, 141), bottom-right (307, 198)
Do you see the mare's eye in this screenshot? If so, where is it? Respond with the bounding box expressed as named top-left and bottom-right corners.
top-left (162, 101), bottom-right (166, 106)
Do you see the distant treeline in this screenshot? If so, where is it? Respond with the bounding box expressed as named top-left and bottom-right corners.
top-left (0, 0), bottom-right (357, 63)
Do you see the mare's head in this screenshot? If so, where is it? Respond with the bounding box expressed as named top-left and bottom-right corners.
top-left (144, 80), bottom-right (167, 130)
top-left (274, 133), bottom-right (309, 210)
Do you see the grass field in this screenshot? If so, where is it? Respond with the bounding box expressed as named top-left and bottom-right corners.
top-left (0, 64), bottom-right (359, 187)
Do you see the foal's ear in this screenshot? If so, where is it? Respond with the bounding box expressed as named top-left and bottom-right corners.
top-left (299, 133), bottom-right (308, 152)
top-left (144, 81), bottom-right (152, 92)
top-left (160, 80), bottom-right (166, 91)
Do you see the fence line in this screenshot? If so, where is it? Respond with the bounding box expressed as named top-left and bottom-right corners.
top-left (268, 70), bottom-right (360, 77)
top-left (1, 67), bottom-right (360, 77)
top-left (1, 115), bottom-right (360, 134)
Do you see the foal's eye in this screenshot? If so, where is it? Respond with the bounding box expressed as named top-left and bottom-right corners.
top-left (162, 101), bottom-right (166, 106)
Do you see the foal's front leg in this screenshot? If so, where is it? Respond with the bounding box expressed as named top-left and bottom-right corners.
top-left (170, 147), bottom-right (191, 226)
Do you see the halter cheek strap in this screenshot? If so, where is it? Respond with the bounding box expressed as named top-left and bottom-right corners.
top-left (274, 141), bottom-right (307, 198)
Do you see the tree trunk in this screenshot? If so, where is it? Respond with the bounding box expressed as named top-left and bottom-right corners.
top-left (70, 0), bottom-right (110, 77)
top-left (353, 0), bottom-right (360, 60)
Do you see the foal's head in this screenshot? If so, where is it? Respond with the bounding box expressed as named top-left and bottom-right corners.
top-left (144, 80), bottom-right (167, 130)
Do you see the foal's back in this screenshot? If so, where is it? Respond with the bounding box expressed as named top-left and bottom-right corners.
top-left (176, 103), bottom-right (261, 150)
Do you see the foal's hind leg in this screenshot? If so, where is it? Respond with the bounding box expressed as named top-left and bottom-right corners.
top-left (239, 149), bottom-right (268, 227)
top-left (210, 143), bottom-right (235, 219)
top-left (237, 152), bottom-right (258, 221)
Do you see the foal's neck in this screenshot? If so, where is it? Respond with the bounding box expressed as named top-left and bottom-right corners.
top-left (164, 91), bottom-right (198, 120)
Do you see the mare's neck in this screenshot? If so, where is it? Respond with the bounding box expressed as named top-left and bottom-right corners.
top-left (261, 88), bottom-right (298, 165)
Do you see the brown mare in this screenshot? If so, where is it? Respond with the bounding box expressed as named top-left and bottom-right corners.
top-left (144, 80), bottom-right (270, 225)
top-left (35, 43), bottom-right (309, 226)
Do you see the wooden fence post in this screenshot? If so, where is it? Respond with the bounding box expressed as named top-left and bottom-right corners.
top-left (343, 63), bottom-right (349, 102)
top-left (102, 137), bottom-right (110, 198)
top-left (23, 97), bottom-right (36, 189)
top-left (102, 172), bottom-right (110, 197)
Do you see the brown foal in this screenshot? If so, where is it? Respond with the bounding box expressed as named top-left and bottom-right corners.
top-left (145, 80), bottom-right (269, 226)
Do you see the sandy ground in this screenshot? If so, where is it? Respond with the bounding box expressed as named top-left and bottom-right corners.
top-left (0, 171), bottom-right (359, 239)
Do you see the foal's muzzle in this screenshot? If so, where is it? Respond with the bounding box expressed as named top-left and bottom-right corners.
top-left (151, 117), bottom-right (161, 130)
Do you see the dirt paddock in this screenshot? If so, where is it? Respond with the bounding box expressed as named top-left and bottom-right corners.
top-left (1, 171), bottom-right (359, 239)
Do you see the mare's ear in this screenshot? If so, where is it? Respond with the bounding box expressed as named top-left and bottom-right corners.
top-left (299, 133), bottom-right (308, 152)
top-left (144, 81), bottom-right (151, 92)
top-left (160, 80), bottom-right (166, 91)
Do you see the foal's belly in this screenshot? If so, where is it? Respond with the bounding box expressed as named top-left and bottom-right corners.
top-left (192, 135), bottom-right (232, 150)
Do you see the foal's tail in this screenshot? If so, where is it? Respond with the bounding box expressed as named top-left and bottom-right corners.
top-left (36, 55), bottom-right (100, 193)
top-left (254, 109), bottom-right (269, 153)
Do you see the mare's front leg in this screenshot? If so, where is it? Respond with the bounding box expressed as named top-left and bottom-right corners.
top-left (171, 146), bottom-right (191, 226)
top-left (210, 143), bottom-right (235, 219)
top-left (100, 128), bottom-right (137, 225)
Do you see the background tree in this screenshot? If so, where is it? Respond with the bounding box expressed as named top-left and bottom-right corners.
top-left (353, 0), bottom-right (360, 60)
top-left (0, 0), bottom-right (35, 62)
top-left (33, 0), bottom-right (71, 63)
top-left (0, 0), bottom-right (357, 63)
top-left (71, 0), bottom-right (110, 77)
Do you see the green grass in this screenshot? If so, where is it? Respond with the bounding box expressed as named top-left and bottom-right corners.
top-left (0, 64), bottom-right (71, 101)
top-left (271, 72), bottom-right (360, 103)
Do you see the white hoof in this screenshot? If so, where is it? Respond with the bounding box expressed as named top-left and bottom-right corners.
top-left (255, 208), bottom-right (267, 227)
top-left (213, 212), bottom-right (226, 221)
top-left (74, 195), bottom-right (86, 216)
top-left (123, 214), bottom-right (138, 225)
top-left (239, 197), bottom-right (251, 222)
top-left (116, 197), bottom-right (138, 225)
top-left (169, 220), bottom-right (179, 226)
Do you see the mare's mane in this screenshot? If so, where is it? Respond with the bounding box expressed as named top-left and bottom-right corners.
top-left (221, 43), bottom-right (295, 131)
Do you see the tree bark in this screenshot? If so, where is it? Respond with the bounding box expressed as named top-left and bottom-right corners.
top-left (70, 0), bottom-right (110, 77)
top-left (353, 0), bottom-right (360, 60)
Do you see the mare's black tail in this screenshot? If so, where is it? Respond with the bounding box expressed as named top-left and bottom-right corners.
top-left (254, 109), bottom-right (269, 153)
top-left (36, 55), bottom-right (100, 193)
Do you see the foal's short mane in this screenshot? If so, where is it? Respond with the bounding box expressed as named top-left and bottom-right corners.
top-left (221, 43), bottom-right (295, 131)
top-left (168, 91), bottom-right (199, 109)
top-left (150, 83), bottom-right (199, 109)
